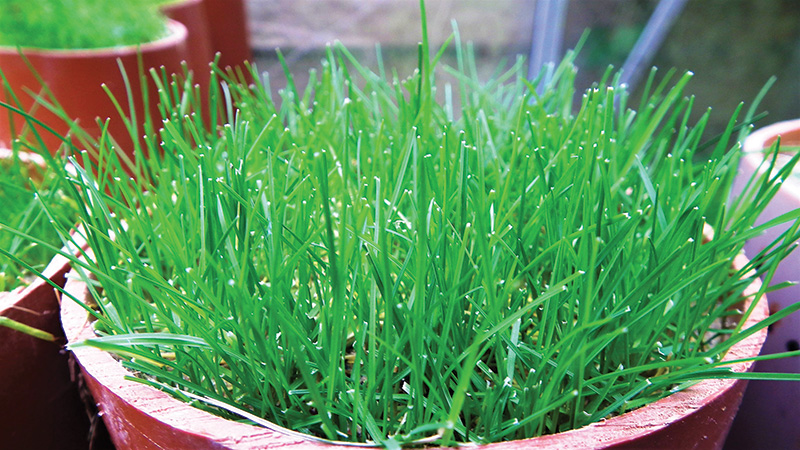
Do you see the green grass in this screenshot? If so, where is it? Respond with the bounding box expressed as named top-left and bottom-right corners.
top-left (760, 145), bottom-right (800, 180)
top-left (0, 150), bottom-right (75, 292)
top-left (0, 0), bottom-right (168, 50)
top-left (8, 13), bottom-right (800, 448)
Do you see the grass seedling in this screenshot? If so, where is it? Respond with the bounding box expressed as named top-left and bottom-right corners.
top-left (9, 5), bottom-right (800, 447)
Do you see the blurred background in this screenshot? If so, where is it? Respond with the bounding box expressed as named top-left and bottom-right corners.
top-left (246, 0), bottom-right (800, 137)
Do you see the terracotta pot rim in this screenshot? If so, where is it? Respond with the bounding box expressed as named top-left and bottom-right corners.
top-left (743, 118), bottom-right (800, 154)
top-left (0, 244), bottom-right (74, 309)
top-left (0, 20), bottom-right (188, 58)
top-left (62, 253), bottom-right (767, 449)
top-left (741, 118), bottom-right (800, 206)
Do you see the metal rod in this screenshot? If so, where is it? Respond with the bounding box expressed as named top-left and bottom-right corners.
top-left (619, 0), bottom-right (689, 91)
top-left (529, 0), bottom-right (570, 90)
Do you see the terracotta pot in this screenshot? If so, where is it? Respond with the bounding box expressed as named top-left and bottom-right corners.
top-left (725, 118), bottom-right (800, 450)
top-left (160, 0), bottom-right (213, 84)
top-left (61, 254), bottom-right (766, 450)
top-left (0, 20), bottom-right (189, 158)
top-left (204, 0), bottom-right (253, 72)
top-left (0, 149), bottom-right (90, 450)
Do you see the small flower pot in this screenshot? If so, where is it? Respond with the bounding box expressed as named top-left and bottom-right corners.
top-left (725, 118), bottom-right (800, 450)
top-left (0, 149), bottom-right (90, 449)
top-left (0, 20), bottom-right (190, 158)
top-left (61, 254), bottom-right (766, 450)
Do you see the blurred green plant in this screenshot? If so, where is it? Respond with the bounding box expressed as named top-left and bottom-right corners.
top-left (0, 150), bottom-right (76, 292)
top-left (0, 0), bottom-right (168, 50)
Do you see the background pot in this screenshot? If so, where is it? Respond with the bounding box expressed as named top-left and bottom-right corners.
top-left (62, 254), bottom-right (766, 450)
top-left (0, 149), bottom-right (90, 450)
top-left (204, 0), bottom-right (252, 72)
top-left (0, 20), bottom-right (189, 159)
top-left (725, 118), bottom-right (800, 450)
top-left (160, 0), bottom-right (213, 85)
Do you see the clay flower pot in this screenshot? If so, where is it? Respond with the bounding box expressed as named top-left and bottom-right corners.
top-left (0, 252), bottom-right (90, 450)
top-left (725, 118), bottom-right (800, 450)
top-left (156, 0), bottom-right (252, 79)
top-left (0, 149), bottom-right (90, 450)
top-left (159, 0), bottom-right (213, 83)
top-left (61, 254), bottom-right (766, 450)
top-left (0, 20), bottom-right (189, 158)
top-left (204, 0), bottom-right (253, 71)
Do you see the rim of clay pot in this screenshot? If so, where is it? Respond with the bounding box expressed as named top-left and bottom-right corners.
top-left (0, 20), bottom-right (187, 58)
top-left (741, 118), bottom-right (800, 206)
top-left (61, 252), bottom-right (768, 449)
top-left (743, 118), bottom-right (800, 153)
top-left (0, 239), bottom-right (78, 306)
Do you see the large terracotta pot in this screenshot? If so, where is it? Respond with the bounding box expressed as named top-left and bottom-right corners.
top-left (725, 118), bottom-right (800, 450)
top-left (61, 254), bottom-right (766, 450)
top-left (0, 149), bottom-right (90, 450)
top-left (204, 0), bottom-right (253, 72)
top-left (157, 0), bottom-right (253, 78)
top-left (0, 20), bottom-right (189, 158)
top-left (160, 0), bottom-right (213, 83)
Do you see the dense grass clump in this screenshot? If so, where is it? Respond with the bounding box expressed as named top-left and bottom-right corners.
top-left (0, 0), bottom-right (168, 50)
top-left (0, 150), bottom-right (74, 292)
top-left (17, 22), bottom-right (800, 449)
